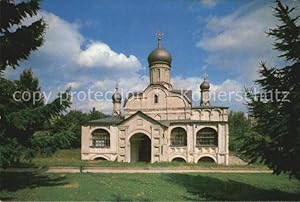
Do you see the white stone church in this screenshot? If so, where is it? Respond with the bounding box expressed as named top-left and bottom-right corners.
top-left (81, 35), bottom-right (229, 164)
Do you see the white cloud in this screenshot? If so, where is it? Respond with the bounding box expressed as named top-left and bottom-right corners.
top-left (196, 3), bottom-right (281, 81)
top-left (211, 79), bottom-right (246, 111)
top-left (197, 6), bottom-right (275, 51)
top-left (91, 74), bottom-right (148, 93)
top-left (5, 11), bottom-right (144, 114)
top-left (172, 76), bottom-right (243, 97)
top-left (172, 76), bottom-right (246, 111)
top-left (67, 73), bottom-right (148, 114)
top-left (71, 75), bottom-right (246, 113)
top-left (172, 76), bottom-right (201, 92)
top-left (212, 79), bottom-right (243, 92)
top-left (74, 100), bottom-right (113, 114)
top-left (64, 81), bottom-right (81, 90)
top-left (77, 42), bottom-right (141, 70)
top-left (40, 11), bottom-right (83, 61)
top-left (34, 12), bottom-right (142, 72)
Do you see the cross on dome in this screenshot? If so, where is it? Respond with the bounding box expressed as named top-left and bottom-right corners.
top-left (200, 72), bottom-right (210, 91)
top-left (156, 31), bottom-right (164, 47)
top-left (148, 32), bottom-right (172, 67)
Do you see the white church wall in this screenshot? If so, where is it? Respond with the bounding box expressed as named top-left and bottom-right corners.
top-left (124, 86), bottom-right (191, 121)
top-left (191, 110), bottom-right (201, 120)
top-left (201, 110), bottom-right (210, 121)
top-left (211, 109), bottom-right (222, 121)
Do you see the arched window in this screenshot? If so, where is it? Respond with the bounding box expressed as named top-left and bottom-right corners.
top-left (198, 157), bottom-right (216, 163)
top-left (196, 128), bottom-right (217, 147)
top-left (90, 129), bottom-right (110, 148)
top-left (170, 127), bottom-right (187, 146)
top-left (172, 157), bottom-right (186, 162)
top-left (94, 157), bottom-right (108, 161)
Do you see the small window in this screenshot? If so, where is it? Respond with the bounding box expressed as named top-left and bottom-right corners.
top-left (154, 94), bottom-right (158, 103)
top-left (158, 69), bottom-right (161, 81)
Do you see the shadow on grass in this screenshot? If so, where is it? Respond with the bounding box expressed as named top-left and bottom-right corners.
top-left (0, 172), bottom-right (67, 200)
top-left (163, 174), bottom-right (300, 201)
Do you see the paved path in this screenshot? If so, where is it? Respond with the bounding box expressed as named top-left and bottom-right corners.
top-left (1, 167), bottom-right (272, 174)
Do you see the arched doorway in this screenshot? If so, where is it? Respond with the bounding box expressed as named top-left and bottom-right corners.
top-left (130, 133), bottom-right (151, 163)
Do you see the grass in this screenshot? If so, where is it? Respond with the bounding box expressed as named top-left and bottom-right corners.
top-left (0, 172), bottom-right (299, 201)
top-left (27, 149), bottom-right (268, 170)
top-left (2, 149), bottom-right (299, 200)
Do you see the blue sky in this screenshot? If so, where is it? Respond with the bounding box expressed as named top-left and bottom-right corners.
top-left (40, 0), bottom-right (246, 81)
top-left (6, 0), bottom-right (300, 113)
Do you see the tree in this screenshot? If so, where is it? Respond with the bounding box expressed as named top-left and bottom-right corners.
top-left (0, 0), bottom-right (71, 167)
top-left (48, 111), bottom-right (90, 149)
top-left (0, 0), bottom-right (46, 71)
top-left (89, 107), bottom-right (109, 120)
top-left (15, 68), bottom-right (44, 108)
top-left (228, 111), bottom-right (252, 153)
top-left (36, 109), bottom-right (109, 150)
top-left (0, 69), bottom-right (71, 166)
top-left (242, 0), bottom-right (300, 179)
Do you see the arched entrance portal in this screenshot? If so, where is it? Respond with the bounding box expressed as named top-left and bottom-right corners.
top-left (130, 133), bottom-right (151, 163)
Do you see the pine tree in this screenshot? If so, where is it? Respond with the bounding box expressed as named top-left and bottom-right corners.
top-left (0, 69), bottom-right (71, 167)
top-left (242, 0), bottom-right (300, 179)
top-left (0, 0), bottom-right (46, 71)
top-left (0, 1), bottom-right (71, 167)
top-left (15, 68), bottom-right (44, 108)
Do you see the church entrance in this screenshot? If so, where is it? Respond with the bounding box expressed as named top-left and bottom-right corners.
top-left (130, 133), bottom-right (151, 163)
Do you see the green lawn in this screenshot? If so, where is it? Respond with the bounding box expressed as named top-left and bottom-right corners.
top-left (0, 172), bottom-right (299, 201)
top-left (28, 149), bottom-right (267, 170)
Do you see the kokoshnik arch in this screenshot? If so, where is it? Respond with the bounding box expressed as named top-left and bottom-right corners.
top-left (81, 33), bottom-right (229, 164)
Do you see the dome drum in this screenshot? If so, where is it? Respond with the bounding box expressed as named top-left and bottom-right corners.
top-left (112, 92), bottom-right (122, 103)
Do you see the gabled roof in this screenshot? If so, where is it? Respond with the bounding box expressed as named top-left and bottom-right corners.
top-left (87, 115), bottom-right (124, 126)
top-left (117, 111), bottom-right (168, 128)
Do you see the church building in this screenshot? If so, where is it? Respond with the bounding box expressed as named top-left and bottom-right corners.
top-left (81, 34), bottom-right (229, 164)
